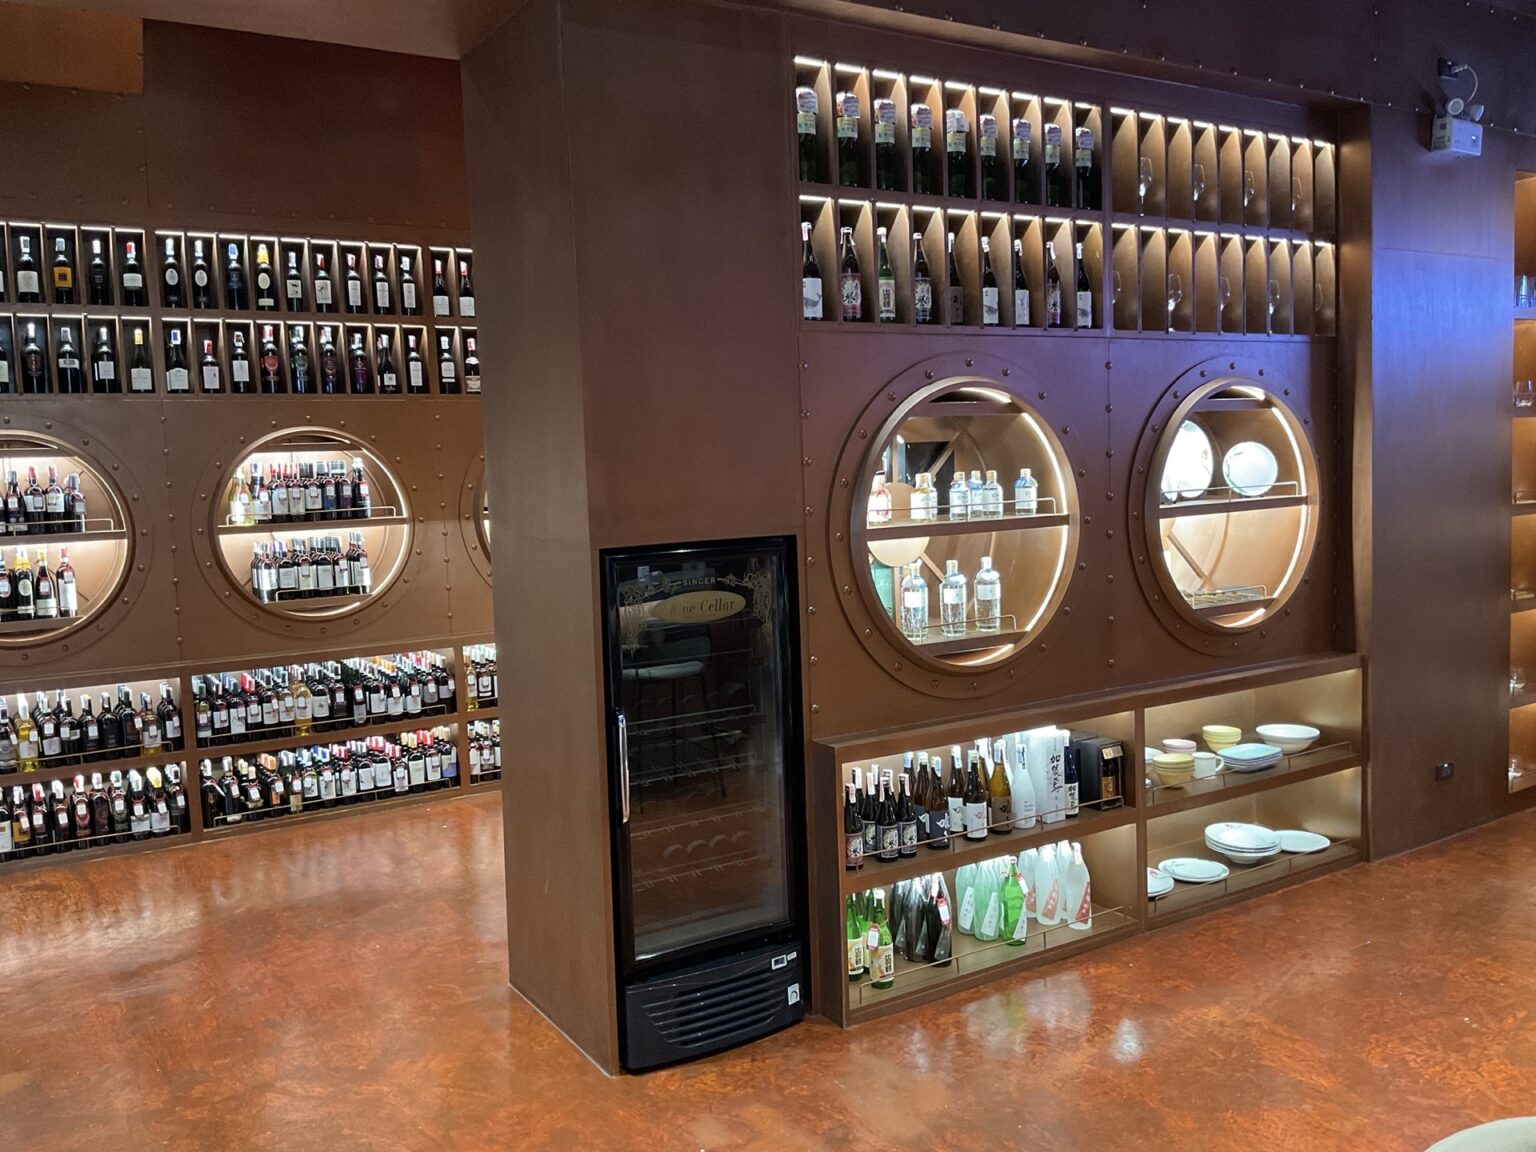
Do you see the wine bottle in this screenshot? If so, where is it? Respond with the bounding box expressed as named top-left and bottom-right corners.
top-left (258, 325), bottom-right (284, 393)
top-left (874, 97), bottom-right (900, 191)
top-left (431, 258), bottom-right (450, 316)
top-left (945, 747), bottom-right (967, 838)
top-left (1044, 122), bottom-right (1067, 207)
top-left (944, 108), bottom-right (970, 198)
top-left (1012, 118), bottom-right (1035, 203)
top-left (284, 251), bottom-right (304, 311)
top-left (254, 243), bottom-right (276, 311)
top-left (363, 254), bottom-right (389, 315)
top-left (979, 113), bottom-right (1000, 200)
top-left (869, 891), bottom-right (895, 989)
top-left (0, 329), bottom-right (12, 396)
top-left (896, 772), bottom-right (918, 857)
top-left (199, 338), bottom-right (222, 393)
top-left (988, 739), bottom-right (1013, 831)
top-left (229, 330), bottom-right (253, 394)
top-left (55, 326), bottom-right (84, 394)
top-left (313, 253), bottom-right (335, 313)
top-left (191, 239), bottom-right (212, 308)
top-left (1045, 240), bottom-right (1064, 328)
top-left (399, 255), bottom-right (419, 316)
top-left (911, 103), bottom-right (935, 195)
top-left (463, 336), bottom-right (481, 394)
top-left (845, 895), bottom-right (867, 980)
top-left (317, 327), bottom-right (340, 394)
top-left (120, 240), bottom-right (146, 306)
top-left (1012, 237), bottom-right (1030, 327)
top-left (838, 225), bottom-right (861, 322)
top-left (86, 238), bottom-right (111, 306)
top-left (800, 221), bottom-right (822, 321)
top-left (343, 253), bottom-right (364, 314)
top-left (404, 332), bottom-right (428, 394)
top-left (843, 780), bottom-right (864, 871)
top-left (15, 236), bottom-right (41, 303)
top-left (963, 750), bottom-right (989, 840)
top-left (457, 256), bottom-right (475, 317)
top-left (20, 323), bottom-right (47, 394)
top-left (347, 332), bottom-right (373, 394)
top-left (1074, 125), bottom-right (1100, 210)
top-left (51, 237), bottom-right (75, 305)
top-left (436, 334), bottom-right (459, 394)
top-left (224, 242), bottom-right (248, 310)
top-left (980, 235), bottom-right (999, 327)
top-left (91, 325), bottom-right (118, 393)
top-left (1074, 240), bottom-right (1093, 329)
top-left (161, 237), bottom-right (183, 308)
top-left (834, 90), bottom-right (861, 186)
top-left (912, 232), bottom-right (933, 325)
top-left (33, 549), bottom-right (56, 619)
top-left (875, 773), bottom-right (898, 863)
top-left (876, 226), bottom-right (895, 323)
top-left (376, 332), bottom-right (399, 394)
top-left (56, 549), bottom-right (76, 617)
top-left (944, 230), bottom-right (964, 325)
top-left (289, 327), bottom-right (311, 394)
top-left (795, 85), bottom-right (820, 183)
top-left (164, 328), bottom-right (190, 393)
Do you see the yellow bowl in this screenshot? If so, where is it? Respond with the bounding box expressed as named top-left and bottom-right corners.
top-left (1151, 762), bottom-right (1195, 787)
top-left (1202, 725), bottom-right (1242, 751)
top-left (1151, 752), bottom-right (1194, 768)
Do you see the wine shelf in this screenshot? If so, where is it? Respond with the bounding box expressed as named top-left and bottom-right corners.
top-left (1, 747), bottom-right (187, 787)
top-left (203, 777), bottom-right (466, 840)
top-left (839, 801), bottom-right (1135, 896)
top-left (0, 825), bottom-right (196, 875)
top-left (863, 510), bottom-right (1071, 540)
top-left (212, 513), bottom-right (410, 537)
top-left (191, 710), bottom-right (456, 762)
top-left (0, 525), bottom-right (129, 545)
top-left (1189, 596), bottom-right (1275, 620)
top-left (1143, 745), bottom-right (1359, 815)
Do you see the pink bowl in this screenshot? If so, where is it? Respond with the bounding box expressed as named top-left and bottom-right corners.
top-left (1161, 738), bottom-right (1198, 755)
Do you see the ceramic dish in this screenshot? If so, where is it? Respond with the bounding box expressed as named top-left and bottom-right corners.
top-left (1161, 738), bottom-right (1198, 755)
top-left (1157, 857), bottom-right (1231, 883)
top-left (1218, 742), bottom-right (1284, 773)
top-left (1222, 441), bottom-right (1280, 497)
top-left (1204, 822), bottom-right (1281, 852)
top-left (1255, 723), bottom-right (1321, 754)
top-left (1275, 829), bottom-right (1330, 854)
top-left (1205, 841), bottom-right (1283, 866)
top-left (1147, 868), bottom-right (1175, 898)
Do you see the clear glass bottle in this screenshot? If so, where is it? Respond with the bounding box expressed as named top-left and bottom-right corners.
top-left (867, 470), bottom-right (892, 525)
top-left (975, 555), bottom-right (1001, 633)
top-left (899, 563), bottom-right (929, 641)
top-left (948, 472), bottom-right (970, 521)
top-left (1014, 467), bottom-right (1039, 515)
top-left (968, 469), bottom-right (984, 514)
top-left (979, 469), bottom-right (1004, 519)
top-left (939, 559), bottom-right (967, 637)
top-left (910, 472), bottom-right (936, 523)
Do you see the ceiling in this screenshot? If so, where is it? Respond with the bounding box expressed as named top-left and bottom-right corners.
top-left (10, 0), bottom-right (524, 58)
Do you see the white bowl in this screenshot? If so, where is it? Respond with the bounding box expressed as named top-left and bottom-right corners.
top-left (1255, 723), bottom-right (1321, 754)
top-left (1207, 842), bottom-right (1282, 865)
top-left (1204, 821), bottom-right (1281, 852)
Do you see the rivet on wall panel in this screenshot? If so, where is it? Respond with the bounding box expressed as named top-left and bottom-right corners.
top-left (925, 370), bottom-right (934, 380)
top-left (895, 662), bottom-right (903, 671)
top-left (807, 606), bottom-right (817, 615)
top-left (887, 391), bottom-right (897, 401)
top-left (1002, 368), bottom-right (1011, 377)
top-left (864, 628), bottom-right (872, 636)
top-left (807, 556), bottom-right (816, 566)
top-left (1063, 606), bottom-right (1072, 616)
top-left (835, 531), bottom-right (845, 542)
top-left (1077, 561), bottom-right (1088, 571)
top-left (1039, 391), bottom-right (1047, 399)
top-left (1077, 468), bottom-right (1087, 478)
top-left (811, 704), bottom-right (820, 714)
top-left (1084, 514), bottom-right (1094, 525)
top-left (809, 655), bottom-right (818, 666)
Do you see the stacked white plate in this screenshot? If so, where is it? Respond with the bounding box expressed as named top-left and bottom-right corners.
top-left (1204, 821), bottom-right (1282, 865)
top-left (1218, 742), bottom-right (1284, 774)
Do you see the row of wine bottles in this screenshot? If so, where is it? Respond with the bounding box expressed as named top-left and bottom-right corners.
top-left (190, 651), bottom-right (455, 747)
top-left (803, 223), bottom-right (1092, 328)
top-left (1, 686), bottom-right (183, 773)
top-left (797, 87), bottom-right (1100, 209)
top-left (467, 718), bottom-right (501, 782)
top-left (199, 728), bottom-right (460, 825)
top-left (0, 545), bottom-right (79, 623)
top-left (0, 321), bottom-right (480, 396)
top-left (3, 466), bottom-right (90, 537)
top-left (2, 229), bottom-right (475, 318)
top-left (246, 537), bottom-right (373, 604)
top-left (847, 842), bottom-right (1095, 984)
top-left (464, 644), bottom-right (499, 709)
top-left (843, 729), bottom-right (1124, 869)
top-left (227, 459), bottom-right (374, 526)
top-left (2, 765), bottom-right (189, 859)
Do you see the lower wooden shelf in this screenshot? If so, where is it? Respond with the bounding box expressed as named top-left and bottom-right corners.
top-left (203, 781), bottom-right (465, 839)
top-left (1146, 837), bottom-right (1361, 926)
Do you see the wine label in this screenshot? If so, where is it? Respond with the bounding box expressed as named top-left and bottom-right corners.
top-left (946, 795), bottom-right (966, 834)
top-left (1012, 118), bottom-right (1032, 158)
top-left (122, 272), bottom-right (143, 290)
top-left (874, 98), bottom-right (896, 145)
top-left (1040, 878), bottom-right (1060, 921)
top-left (465, 371), bottom-right (481, 394)
top-left (95, 360), bottom-right (115, 381)
top-left (0, 362), bottom-right (9, 385)
top-left (165, 268), bottom-right (179, 286)
top-left (286, 278), bottom-right (302, 300)
top-left (59, 357), bottom-right (79, 371)
top-left (878, 277), bottom-right (895, 320)
top-left (346, 281), bottom-right (362, 307)
top-left (1047, 284), bottom-right (1062, 325)
top-left (402, 282), bottom-right (417, 310)
top-left (964, 800), bottom-right (988, 839)
top-left (796, 85), bottom-right (818, 120)
top-left (409, 362), bottom-right (425, 390)
top-left (840, 273), bottom-right (861, 320)
top-left (194, 269), bottom-right (209, 288)
top-left (45, 491), bottom-right (65, 514)
top-left (957, 885), bottom-right (976, 932)
top-left (1014, 288), bottom-right (1029, 325)
top-left (1012, 892), bottom-right (1030, 940)
top-left (1074, 878), bottom-right (1092, 925)
top-left (802, 276), bottom-right (823, 320)
top-left (433, 293), bottom-right (450, 316)
top-left (1076, 289), bottom-right (1093, 328)
top-left (880, 825), bottom-right (899, 857)
top-left (945, 286), bottom-right (964, 323)
top-left (899, 819), bottom-right (917, 852)
top-left (202, 365), bottom-right (221, 391)
top-left (460, 297), bottom-right (475, 317)
top-left (130, 367), bottom-right (153, 392)
top-left (914, 279), bottom-right (933, 318)
top-left (979, 114), bottom-right (997, 157)
top-left (835, 91), bottom-right (859, 137)
top-left (1044, 123), bottom-right (1062, 164)
top-left (232, 360), bottom-right (250, 383)
top-left (1074, 126), bottom-right (1094, 165)
top-left (314, 279), bottom-right (333, 305)
top-left (946, 130), bottom-right (966, 154)
top-left (17, 271), bottom-right (40, 294)
top-left (167, 367), bottom-right (189, 392)
top-left (381, 371), bottom-right (398, 393)
top-left (901, 590), bottom-right (924, 609)
top-left (377, 284), bottom-right (390, 309)
top-left (874, 943), bottom-right (894, 980)
top-left (1066, 781), bottom-right (1079, 812)
top-left (982, 286), bottom-right (999, 326)
top-left (847, 937), bottom-right (865, 975)
top-left (54, 268), bottom-right (73, 288)
top-left (440, 361), bottom-right (457, 382)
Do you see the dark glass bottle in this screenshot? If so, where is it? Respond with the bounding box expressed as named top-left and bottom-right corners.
top-left (1073, 125), bottom-right (1100, 210)
top-left (896, 772), bottom-right (918, 856)
top-left (835, 90), bottom-right (861, 186)
top-left (51, 237), bottom-right (75, 305)
top-left (128, 328), bottom-right (152, 393)
top-left (254, 243), bottom-right (277, 311)
top-left (911, 103), bottom-right (935, 195)
top-left (874, 97), bottom-right (901, 191)
top-left (120, 240), bottom-right (147, 307)
top-left (399, 255), bottom-right (420, 316)
top-left (161, 236), bottom-right (183, 308)
top-left (312, 253), bottom-right (335, 314)
top-left (91, 326), bottom-right (118, 394)
top-left (1044, 122), bottom-right (1068, 208)
top-left (795, 85), bottom-right (820, 183)
top-left (284, 251), bottom-right (304, 311)
top-left (980, 237), bottom-right (999, 328)
top-left (289, 327), bottom-right (311, 394)
top-left (838, 225), bottom-right (861, 322)
top-left (187, 237), bottom-right (210, 308)
top-left (258, 325), bottom-right (284, 394)
top-left (944, 231), bottom-right (964, 326)
top-left (876, 227), bottom-right (895, 324)
top-left (164, 328), bottom-right (190, 393)
top-left (979, 113), bottom-right (1000, 200)
top-left (229, 331), bottom-right (253, 394)
top-left (1074, 240), bottom-right (1094, 329)
top-left (1045, 240), bottom-right (1064, 328)
top-left (224, 242), bottom-right (248, 310)
top-left (199, 339), bottom-right (221, 393)
top-left (343, 253), bottom-right (364, 315)
top-left (20, 323), bottom-right (47, 394)
top-left (1012, 117), bottom-right (1035, 204)
top-left (1012, 238), bottom-right (1031, 328)
top-left (405, 333), bottom-right (428, 394)
top-left (55, 326), bottom-right (84, 394)
top-left (436, 334), bottom-right (459, 394)
top-left (944, 108), bottom-right (969, 198)
top-left (431, 258), bottom-right (450, 316)
top-left (371, 254), bottom-right (393, 314)
top-left (800, 222), bottom-right (822, 322)
top-left (317, 327), bottom-right (341, 394)
top-left (376, 332), bottom-right (399, 394)
top-left (347, 332), bottom-right (373, 394)
top-left (456, 255), bottom-right (475, 318)
top-left (86, 238), bottom-right (112, 306)
top-left (912, 232), bottom-right (933, 325)
top-left (14, 236), bottom-right (41, 303)
top-left (463, 336), bottom-right (481, 394)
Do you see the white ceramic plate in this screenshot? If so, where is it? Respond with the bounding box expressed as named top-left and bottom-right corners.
top-left (1161, 420), bottom-right (1214, 502)
top-left (1147, 868), bottom-right (1175, 898)
top-left (1222, 441), bottom-right (1280, 497)
top-left (1276, 829), bottom-right (1330, 854)
top-left (1157, 857), bottom-right (1230, 883)
top-left (1204, 821), bottom-right (1281, 851)
top-left (1205, 842), bottom-right (1283, 866)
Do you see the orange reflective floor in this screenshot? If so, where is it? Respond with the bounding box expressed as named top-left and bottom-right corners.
top-left (3, 794), bottom-right (1534, 1152)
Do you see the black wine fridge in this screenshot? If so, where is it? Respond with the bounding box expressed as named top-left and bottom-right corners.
top-left (600, 536), bottom-right (806, 1071)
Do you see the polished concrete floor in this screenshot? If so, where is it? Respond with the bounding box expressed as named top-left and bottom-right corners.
top-left (3, 795), bottom-right (1534, 1152)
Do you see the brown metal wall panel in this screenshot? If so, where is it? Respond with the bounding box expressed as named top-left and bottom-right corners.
top-left (0, 4), bottom-right (142, 94)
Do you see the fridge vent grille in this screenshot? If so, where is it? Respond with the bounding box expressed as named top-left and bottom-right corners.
top-left (639, 967), bottom-right (787, 1050)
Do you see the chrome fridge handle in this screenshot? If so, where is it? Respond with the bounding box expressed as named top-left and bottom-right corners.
top-left (617, 711), bottom-right (630, 823)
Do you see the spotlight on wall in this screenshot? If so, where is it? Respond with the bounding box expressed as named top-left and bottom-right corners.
top-left (1431, 57), bottom-right (1483, 156)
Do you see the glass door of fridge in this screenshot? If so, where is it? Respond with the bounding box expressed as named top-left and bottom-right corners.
top-left (604, 538), bottom-right (802, 977)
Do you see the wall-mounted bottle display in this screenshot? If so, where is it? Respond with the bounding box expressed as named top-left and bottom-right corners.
top-left (1, 762), bottom-right (190, 862)
top-left (1135, 379), bottom-right (1319, 636)
top-left (0, 222), bottom-right (481, 396)
top-left (0, 434), bottom-right (131, 643)
top-left (0, 680), bottom-right (184, 781)
top-left (212, 429), bottom-right (410, 620)
top-left (851, 380), bottom-right (1078, 667)
top-left (190, 649), bottom-right (455, 752)
top-left (198, 724), bottom-right (460, 831)
top-left (467, 718), bottom-right (500, 783)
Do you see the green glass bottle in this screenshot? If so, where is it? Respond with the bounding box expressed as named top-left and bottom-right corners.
top-left (846, 894), bottom-right (867, 981)
top-left (1002, 857), bottom-right (1027, 946)
top-left (876, 227), bottom-right (896, 323)
top-left (870, 891), bottom-right (895, 989)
